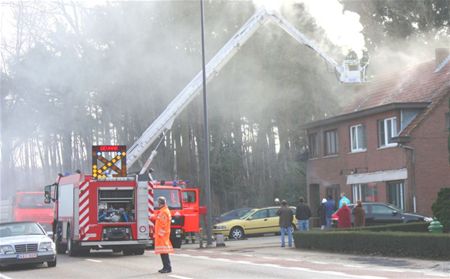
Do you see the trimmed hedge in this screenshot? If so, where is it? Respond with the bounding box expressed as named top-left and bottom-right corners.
top-left (340, 222), bottom-right (429, 233)
top-left (294, 230), bottom-right (450, 260)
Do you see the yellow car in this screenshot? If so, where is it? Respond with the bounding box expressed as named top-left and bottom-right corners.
top-left (213, 206), bottom-right (296, 240)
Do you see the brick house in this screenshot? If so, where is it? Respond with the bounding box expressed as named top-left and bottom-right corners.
top-left (304, 49), bottom-right (450, 217)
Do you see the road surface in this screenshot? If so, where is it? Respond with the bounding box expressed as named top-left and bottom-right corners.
top-left (1, 235), bottom-right (449, 278)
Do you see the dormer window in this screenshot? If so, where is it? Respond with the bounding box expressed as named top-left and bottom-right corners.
top-left (378, 117), bottom-right (398, 147)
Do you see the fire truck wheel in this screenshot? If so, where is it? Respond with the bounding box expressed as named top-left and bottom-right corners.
top-left (172, 238), bottom-right (182, 249)
top-left (55, 239), bottom-right (67, 254)
top-left (229, 227), bottom-right (244, 240)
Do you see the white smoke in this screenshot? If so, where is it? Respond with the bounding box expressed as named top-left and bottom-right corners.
top-left (253, 0), bottom-right (366, 56)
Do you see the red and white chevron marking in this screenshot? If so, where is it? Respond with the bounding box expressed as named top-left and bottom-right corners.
top-left (148, 182), bottom-right (154, 229)
top-left (78, 181), bottom-right (91, 240)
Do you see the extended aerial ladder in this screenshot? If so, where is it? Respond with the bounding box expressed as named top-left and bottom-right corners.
top-left (126, 8), bottom-right (368, 173)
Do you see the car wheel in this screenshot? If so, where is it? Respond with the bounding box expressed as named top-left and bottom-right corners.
top-left (123, 249), bottom-right (133, 256)
top-left (47, 258), bottom-right (57, 268)
top-left (134, 248), bottom-right (145, 255)
top-left (229, 227), bottom-right (244, 240)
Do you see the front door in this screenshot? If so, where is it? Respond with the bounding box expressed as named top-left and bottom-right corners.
top-left (309, 184), bottom-right (320, 217)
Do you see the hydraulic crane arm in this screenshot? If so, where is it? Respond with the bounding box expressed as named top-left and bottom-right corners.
top-left (127, 8), bottom-right (270, 170)
top-left (127, 8), bottom-right (366, 172)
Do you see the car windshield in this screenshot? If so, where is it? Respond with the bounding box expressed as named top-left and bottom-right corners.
top-left (154, 189), bottom-right (182, 210)
top-left (0, 223), bottom-right (44, 238)
top-left (240, 209), bottom-right (257, 219)
top-left (17, 193), bottom-right (52, 209)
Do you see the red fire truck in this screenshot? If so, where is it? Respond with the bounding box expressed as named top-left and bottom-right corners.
top-left (13, 191), bottom-right (54, 233)
top-left (151, 180), bottom-right (201, 248)
top-left (44, 146), bottom-right (202, 256)
top-left (44, 173), bottom-right (152, 256)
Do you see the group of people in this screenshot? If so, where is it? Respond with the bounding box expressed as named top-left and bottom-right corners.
top-left (276, 192), bottom-right (366, 247)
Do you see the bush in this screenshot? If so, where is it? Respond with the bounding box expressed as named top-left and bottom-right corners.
top-left (294, 230), bottom-right (450, 260)
top-left (431, 187), bottom-right (450, 232)
top-left (341, 222), bottom-right (429, 233)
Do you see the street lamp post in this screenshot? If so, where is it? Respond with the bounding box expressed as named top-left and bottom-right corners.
top-left (200, 0), bottom-right (213, 246)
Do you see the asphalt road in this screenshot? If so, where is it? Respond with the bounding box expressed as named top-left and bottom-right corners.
top-left (1, 235), bottom-right (449, 279)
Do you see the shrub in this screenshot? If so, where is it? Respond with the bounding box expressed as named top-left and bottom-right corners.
top-left (340, 222), bottom-right (428, 233)
top-left (294, 230), bottom-right (450, 260)
top-left (431, 187), bottom-right (450, 232)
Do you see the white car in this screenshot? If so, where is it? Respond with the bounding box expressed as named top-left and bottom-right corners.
top-left (0, 221), bottom-right (57, 268)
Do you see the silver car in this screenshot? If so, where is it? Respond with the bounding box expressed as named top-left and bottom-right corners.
top-left (0, 221), bottom-right (56, 268)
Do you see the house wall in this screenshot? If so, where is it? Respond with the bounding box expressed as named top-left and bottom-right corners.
top-left (307, 110), bottom-right (407, 209)
top-left (306, 93), bottom-right (450, 217)
top-left (410, 93), bottom-right (450, 216)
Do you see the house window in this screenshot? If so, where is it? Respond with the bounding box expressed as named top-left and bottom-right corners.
top-left (378, 117), bottom-right (398, 147)
top-left (387, 181), bottom-right (404, 210)
top-left (350, 124), bottom-right (367, 152)
top-left (308, 133), bottom-right (319, 158)
top-left (351, 184), bottom-right (367, 202)
top-left (324, 129), bottom-right (338, 155)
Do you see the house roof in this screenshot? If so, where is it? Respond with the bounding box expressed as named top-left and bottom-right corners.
top-left (305, 55), bottom-right (450, 130)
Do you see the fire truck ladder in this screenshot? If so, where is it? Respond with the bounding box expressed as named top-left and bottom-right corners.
top-left (127, 8), bottom-right (366, 172)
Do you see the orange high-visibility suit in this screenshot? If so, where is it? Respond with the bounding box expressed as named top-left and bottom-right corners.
top-left (154, 204), bottom-right (174, 254)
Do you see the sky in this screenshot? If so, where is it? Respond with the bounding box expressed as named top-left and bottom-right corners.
top-left (0, 0), bottom-right (366, 64)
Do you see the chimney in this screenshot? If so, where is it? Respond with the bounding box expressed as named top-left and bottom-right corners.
top-left (435, 48), bottom-right (450, 67)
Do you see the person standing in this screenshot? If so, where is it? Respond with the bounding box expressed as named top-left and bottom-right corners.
top-left (353, 200), bottom-right (365, 227)
top-left (336, 202), bottom-right (352, 228)
top-left (338, 192), bottom-right (351, 209)
top-left (324, 196), bottom-right (336, 229)
top-left (317, 198), bottom-right (327, 230)
top-left (276, 200), bottom-right (294, 247)
top-left (295, 197), bottom-right (311, 231)
top-left (154, 196), bottom-right (174, 273)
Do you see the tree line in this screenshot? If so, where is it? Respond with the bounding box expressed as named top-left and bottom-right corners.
top-left (1, 1), bottom-right (448, 215)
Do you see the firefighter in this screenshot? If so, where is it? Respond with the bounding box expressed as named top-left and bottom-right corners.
top-left (154, 196), bottom-right (174, 273)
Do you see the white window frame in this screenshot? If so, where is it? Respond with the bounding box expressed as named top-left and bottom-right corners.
top-left (379, 117), bottom-right (398, 147)
top-left (351, 183), bottom-right (368, 203)
top-left (350, 124), bottom-right (366, 152)
top-left (387, 181), bottom-right (405, 210)
top-left (324, 129), bottom-right (338, 155)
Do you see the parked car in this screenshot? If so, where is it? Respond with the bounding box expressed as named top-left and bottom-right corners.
top-left (213, 206), bottom-right (296, 240)
top-left (331, 202), bottom-right (432, 227)
top-left (0, 221), bottom-right (57, 268)
top-left (214, 207), bottom-right (253, 224)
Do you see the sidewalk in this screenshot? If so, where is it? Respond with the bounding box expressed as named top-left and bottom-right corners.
top-left (183, 235), bottom-right (450, 277)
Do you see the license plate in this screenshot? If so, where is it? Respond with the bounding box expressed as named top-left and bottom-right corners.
top-left (17, 253), bottom-right (38, 259)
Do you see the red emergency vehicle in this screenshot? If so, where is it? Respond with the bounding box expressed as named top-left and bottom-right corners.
top-left (13, 191), bottom-right (54, 232)
top-left (150, 180), bottom-right (201, 248)
top-left (43, 145), bottom-right (203, 256)
top-left (44, 173), bottom-right (152, 256)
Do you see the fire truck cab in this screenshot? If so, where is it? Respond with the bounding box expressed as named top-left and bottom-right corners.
top-left (151, 180), bottom-right (201, 248)
top-left (13, 191), bottom-right (54, 233)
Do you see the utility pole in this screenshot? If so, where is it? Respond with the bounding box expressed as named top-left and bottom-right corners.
top-left (200, 0), bottom-right (213, 246)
